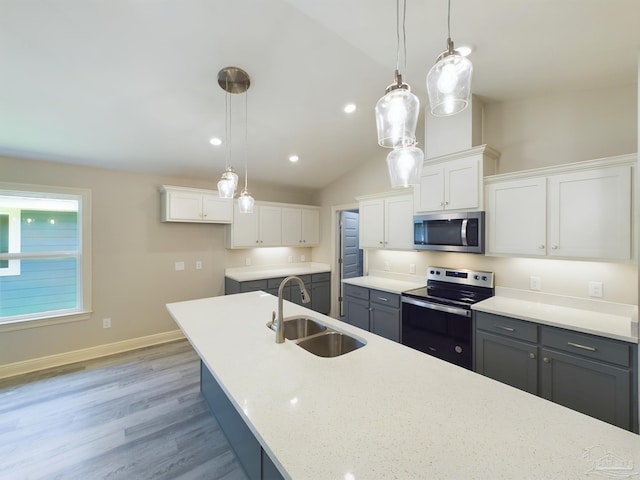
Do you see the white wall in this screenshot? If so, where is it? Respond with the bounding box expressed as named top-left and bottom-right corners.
top-left (313, 84), bottom-right (639, 311)
top-left (0, 155), bottom-right (315, 368)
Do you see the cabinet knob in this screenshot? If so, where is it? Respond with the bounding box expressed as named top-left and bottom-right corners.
top-left (444, 201), bottom-right (449, 205)
top-left (439, 202), bottom-right (444, 206)
top-left (302, 239), bottom-right (306, 243)
top-left (529, 353), bottom-right (536, 359)
top-left (256, 240), bottom-right (259, 244)
top-left (543, 357), bottom-right (551, 363)
top-left (538, 244), bottom-right (545, 249)
top-left (551, 245), bottom-right (558, 250)
top-left (379, 241), bottom-right (383, 245)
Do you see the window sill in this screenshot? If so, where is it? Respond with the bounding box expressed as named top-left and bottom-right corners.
top-left (0, 311), bottom-right (92, 332)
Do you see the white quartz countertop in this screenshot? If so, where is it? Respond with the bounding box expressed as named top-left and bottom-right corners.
top-left (225, 262), bottom-right (330, 282)
top-left (167, 292), bottom-right (640, 480)
top-left (472, 288), bottom-right (639, 343)
top-left (342, 274), bottom-right (424, 294)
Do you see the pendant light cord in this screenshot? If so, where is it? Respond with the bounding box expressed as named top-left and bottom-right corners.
top-left (244, 89), bottom-right (249, 190)
top-left (447, 0), bottom-right (451, 39)
top-left (394, 0), bottom-right (408, 75)
top-left (224, 80), bottom-right (230, 170)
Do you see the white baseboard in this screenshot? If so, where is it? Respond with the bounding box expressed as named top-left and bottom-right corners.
top-left (0, 329), bottom-right (186, 380)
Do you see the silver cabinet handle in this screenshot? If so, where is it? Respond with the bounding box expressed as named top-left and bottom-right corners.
top-left (567, 341), bottom-right (597, 352)
top-left (551, 245), bottom-right (558, 249)
top-left (538, 244), bottom-right (545, 249)
top-left (379, 241), bottom-right (383, 245)
top-left (495, 325), bottom-right (515, 332)
top-left (377, 297), bottom-right (389, 302)
top-left (529, 352), bottom-right (536, 359)
top-left (543, 357), bottom-right (551, 363)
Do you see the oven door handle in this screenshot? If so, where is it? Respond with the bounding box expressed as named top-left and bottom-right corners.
top-left (401, 296), bottom-right (471, 318)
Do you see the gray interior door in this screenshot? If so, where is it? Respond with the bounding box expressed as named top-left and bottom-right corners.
top-left (339, 210), bottom-right (362, 317)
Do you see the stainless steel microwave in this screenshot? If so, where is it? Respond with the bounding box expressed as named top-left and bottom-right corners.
top-left (413, 211), bottom-right (485, 253)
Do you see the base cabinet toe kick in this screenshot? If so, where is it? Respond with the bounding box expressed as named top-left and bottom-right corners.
top-left (200, 362), bottom-right (284, 480)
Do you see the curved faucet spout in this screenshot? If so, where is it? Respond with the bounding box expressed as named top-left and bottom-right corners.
top-left (274, 276), bottom-right (311, 343)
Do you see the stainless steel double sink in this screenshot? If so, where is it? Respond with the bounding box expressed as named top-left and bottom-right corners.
top-left (269, 316), bottom-right (366, 358)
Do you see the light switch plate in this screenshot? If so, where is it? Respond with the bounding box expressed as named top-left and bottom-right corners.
top-left (175, 261), bottom-right (185, 271)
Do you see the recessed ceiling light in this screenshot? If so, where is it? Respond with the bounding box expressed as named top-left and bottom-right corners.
top-left (343, 103), bottom-right (356, 114)
top-left (209, 137), bottom-right (222, 146)
top-left (289, 155), bottom-right (299, 163)
top-left (456, 45), bottom-right (473, 57)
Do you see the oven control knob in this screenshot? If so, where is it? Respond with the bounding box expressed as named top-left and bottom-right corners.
top-left (474, 275), bottom-right (479, 280)
top-left (482, 276), bottom-right (487, 281)
top-left (454, 346), bottom-right (463, 354)
top-left (430, 270), bottom-right (435, 274)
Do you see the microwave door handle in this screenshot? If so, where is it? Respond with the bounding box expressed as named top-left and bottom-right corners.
top-left (461, 218), bottom-right (469, 246)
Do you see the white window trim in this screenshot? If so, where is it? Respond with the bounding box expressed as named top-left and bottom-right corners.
top-left (0, 208), bottom-right (20, 276)
top-left (0, 182), bottom-right (92, 328)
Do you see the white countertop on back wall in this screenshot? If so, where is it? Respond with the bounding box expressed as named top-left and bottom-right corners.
top-left (225, 262), bottom-right (331, 282)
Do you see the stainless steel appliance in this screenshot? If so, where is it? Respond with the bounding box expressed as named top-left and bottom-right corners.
top-left (401, 266), bottom-right (494, 369)
top-left (413, 211), bottom-right (485, 253)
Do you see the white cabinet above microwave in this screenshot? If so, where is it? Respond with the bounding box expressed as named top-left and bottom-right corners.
top-left (413, 145), bottom-right (499, 214)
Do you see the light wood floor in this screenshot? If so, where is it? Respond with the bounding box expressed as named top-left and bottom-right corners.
top-left (0, 340), bottom-right (248, 480)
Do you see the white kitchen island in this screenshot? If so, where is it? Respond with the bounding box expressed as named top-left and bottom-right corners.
top-left (167, 291), bottom-right (640, 480)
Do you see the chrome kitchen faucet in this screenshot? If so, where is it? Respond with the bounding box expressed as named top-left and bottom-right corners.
top-left (271, 276), bottom-right (311, 343)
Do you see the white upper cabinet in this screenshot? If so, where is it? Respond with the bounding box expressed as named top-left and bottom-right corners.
top-left (359, 192), bottom-right (413, 250)
top-left (227, 203), bottom-right (282, 248)
top-left (282, 207), bottom-right (320, 246)
top-left (160, 185), bottom-right (232, 223)
top-left (414, 145), bottom-right (499, 213)
top-left (485, 155), bottom-right (635, 261)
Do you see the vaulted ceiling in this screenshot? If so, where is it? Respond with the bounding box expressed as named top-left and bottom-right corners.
top-left (1, 0), bottom-right (638, 190)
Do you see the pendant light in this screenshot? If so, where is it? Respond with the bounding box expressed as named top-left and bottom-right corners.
top-left (387, 145), bottom-right (424, 188)
top-left (217, 67), bottom-right (250, 198)
top-left (238, 84), bottom-right (255, 214)
top-left (426, 0), bottom-right (473, 116)
top-left (375, 0), bottom-right (420, 149)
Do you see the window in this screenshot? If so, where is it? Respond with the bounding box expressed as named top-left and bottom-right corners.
top-left (0, 184), bottom-right (91, 327)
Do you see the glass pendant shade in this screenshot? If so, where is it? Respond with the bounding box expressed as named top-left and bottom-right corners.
top-left (386, 146), bottom-right (424, 188)
top-left (238, 189), bottom-right (255, 213)
top-left (375, 84), bottom-right (420, 148)
top-left (217, 167), bottom-right (238, 199)
top-left (427, 51), bottom-right (473, 116)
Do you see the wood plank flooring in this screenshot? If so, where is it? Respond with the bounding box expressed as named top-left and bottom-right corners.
top-left (0, 340), bottom-right (248, 480)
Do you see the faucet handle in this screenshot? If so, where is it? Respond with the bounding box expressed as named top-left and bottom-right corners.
top-left (268, 310), bottom-right (277, 331)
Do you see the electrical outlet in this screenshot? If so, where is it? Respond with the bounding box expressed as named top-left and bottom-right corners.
top-left (384, 261), bottom-right (391, 271)
top-left (589, 281), bottom-right (603, 298)
top-left (409, 264), bottom-right (416, 274)
top-left (102, 318), bottom-right (111, 329)
top-left (245, 257), bottom-right (251, 266)
top-left (300, 255), bottom-right (305, 262)
top-left (195, 261), bottom-right (202, 270)
top-left (175, 261), bottom-right (185, 271)
top-left (529, 276), bottom-right (541, 291)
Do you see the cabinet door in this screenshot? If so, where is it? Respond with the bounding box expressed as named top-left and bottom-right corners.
top-left (540, 348), bottom-right (631, 430)
top-left (416, 165), bottom-right (445, 212)
top-left (202, 193), bottom-right (232, 223)
top-left (281, 207), bottom-right (302, 246)
top-left (370, 303), bottom-right (400, 342)
top-left (547, 166), bottom-right (631, 260)
top-left (343, 296), bottom-right (370, 331)
top-left (445, 157), bottom-right (479, 210)
top-left (359, 199), bottom-right (384, 248)
top-left (486, 177), bottom-right (547, 256)
top-left (475, 331), bottom-right (538, 395)
top-left (259, 205), bottom-right (282, 246)
top-left (384, 194), bottom-right (414, 250)
top-left (311, 281), bottom-right (331, 315)
top-left (167, 191), bottom-right (203, 221)
top-left (231, 203), bottom-right (260, 247)
top-left (301, 208), bottom-right (320, 245)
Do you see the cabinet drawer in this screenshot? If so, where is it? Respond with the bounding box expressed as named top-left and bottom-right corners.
top-left (475, 312), bottom-right (538, 343)
top-left (370, 289), bottom-right (400, 309)
top-left (541, 327), bottom-right (632, 367)
top-left (240, 279), bottom-right (268, 292)
top-left (267, 277), bottom-right (287, 289)
top-left (312, 272), bottom-right (331, 283)
top-left (344, 284), bottom-right (369, 301)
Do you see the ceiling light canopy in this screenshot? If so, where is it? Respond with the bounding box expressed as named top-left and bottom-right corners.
top-left (427, 0), bottom-right (473, 116)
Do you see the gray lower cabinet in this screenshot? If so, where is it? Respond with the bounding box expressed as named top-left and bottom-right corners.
top-left (200, 361), bottom-right (284, 480)
top-left (225, 272), bottom-right (331, 315)
top-left (475, 311), bottom-right (638, 432)
top-left (342, 284), bottom-right (400, 342)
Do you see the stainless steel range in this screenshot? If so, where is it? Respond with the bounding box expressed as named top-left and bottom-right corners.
top-left (401, 266), bottom-right (494, 369)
